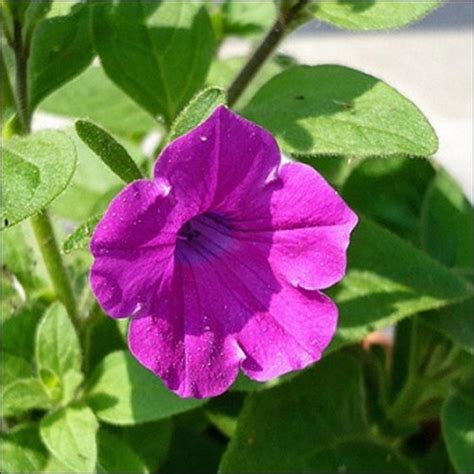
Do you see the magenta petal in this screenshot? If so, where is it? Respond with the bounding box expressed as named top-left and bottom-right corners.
top-left (90, 180), bottom-right (179, 318)
top-left (154, 105), bottom-right (280, 217)
top-left (128, 262), bottom-right (244, 399)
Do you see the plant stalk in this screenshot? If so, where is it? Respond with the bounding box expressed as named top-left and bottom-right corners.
top-left (227, 0), bottom-right (309, 107)
top-left (31, 212), bottom-right (80, 328)
top-left (12, 19), bottom-right (30, 134)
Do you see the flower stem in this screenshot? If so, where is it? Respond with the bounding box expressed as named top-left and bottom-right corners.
top-left (227, 0), bottom-right (309, 107)
top-left (11, 18), bottom-right (80, 329)
top-left (31, 212), bottom-right (80, 328)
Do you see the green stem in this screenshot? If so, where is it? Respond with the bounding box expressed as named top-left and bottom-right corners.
top-left (227, 0), bottom-right (309, 107)
top-left (31, 212), bottom-right (80, 328)
top-left (12, 19), bottom-right (30, 134)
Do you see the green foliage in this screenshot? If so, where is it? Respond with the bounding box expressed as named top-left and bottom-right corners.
top-left (40, 403), bottom-right (99, 473)
top-left (1, 424), bottom-right (48, 474)
top-left (166, 87), bottom-right (226, 143)
top-left (93, 0), bottom-right (216, 125)
top-left (242, 65), bottom-right (438, 157)
top-left (442, 393), bottom-right (474, 473)
top-left (2, 378), bottom-right (51, 417)
top-left (75, 120), bottom-right (143, 184)
top-left (40, 66), bottom-right (158, 140)
top-left (86, 351), bottom-right (206, 425)
top-left (1, 130), bottom-right (76, 229)
top-left (328, 217), bottom-right (472, 352)
top-left (62, 215), bottom-right (101, 254)
top-left (311, 0), bottom-right (442, 31)
top-left (28, 2), bottom-right (94, 111)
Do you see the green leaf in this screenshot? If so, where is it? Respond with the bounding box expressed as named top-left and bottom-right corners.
top-left (96, 428), bottom-right (148, 473)
top-left (303, 440), bottom-right (416, 473)
top-left (40, 66), bottom-right (158, 139)
top-left (242, 65), bottom-right (438, 158)
top-left (51, 129), bottom-right (142, 223)
top-left (28, 2), bottom-right (94, 111)
top-left (75, 120), bottom-right (143, 184)
top-left (166, 87), bottom-right (226, 143)
top-left (1, 130), bottom-right (76, 229)
top-left (2, 352), bottom-right (32, 387)
top-left (342, 156), bottom-right (435, 242)
top-left (35, 302), bottom-right (82, 378)
top-left (40, 403), bottom-right (99, 473)
top-left (93, 0), bottom-right (215, 125)
top-left (327, 217), bottom-right (472, 352)
top-left (208, 54), bottom-right (296, 109)
top-left (220, 352), bottom-right (370, 472)
top-left (118, 420), bottom-right (173, 473)
top-left (62, 214), bottom-right (101, 254)
top-left (442, 393), bottom-right (474, 474)
top-left (1, 424), bottom-right (48, 474)
top-left (86, 351), bottom-right (205, 425)
top-left (420, 169), bottom-right (473, 272)
top-left (422, 298), bottom-right (474, 354)
top-left (311, 0), bottom-right (441, 30)
top-left (2, 378), bottom-right (51, 417)
top-left (221, 0), bottom-right (276, 37)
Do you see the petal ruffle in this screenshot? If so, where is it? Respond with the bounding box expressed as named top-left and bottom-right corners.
top-left (90, 180), bottom-right (181, 318)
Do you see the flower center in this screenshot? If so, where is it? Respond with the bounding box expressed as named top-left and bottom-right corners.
top-left (175, 213), bottom-right (232, 263)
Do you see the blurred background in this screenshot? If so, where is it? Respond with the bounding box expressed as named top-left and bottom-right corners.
top-left (221, 0), bottom-right (473, 200)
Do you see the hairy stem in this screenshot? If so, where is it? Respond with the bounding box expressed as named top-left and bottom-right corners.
top-left (31, 212), bottom-right (80, 328)
top-left (227, 0), bottom-right (309, 107)
top-left (12, 19), bottom-right (30, 134)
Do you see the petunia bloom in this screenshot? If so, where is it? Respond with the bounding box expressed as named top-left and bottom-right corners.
top-left (90, 106), bottom-right (358, 398)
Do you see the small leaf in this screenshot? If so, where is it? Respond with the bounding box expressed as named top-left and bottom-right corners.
top-left (35, 302), bottom-right (82, 379)
top-left (62, 214), bottom-right (101, 254)
top-left (2, 378), bottom-right (51, 417)
top-left (242, 65), bottom-right (438, 158)
top-left (442, 393), bottom-right (474, 474)
top-left (40, 65), bottom-right (158, 139)
top-left (86, 351), bottom-right (205, 425)
top-left (311, 0), bottom-right (442, 30)
top-left (28, 2), bottom-right (94, 110)
top-left (40, 403), bottom-right (99, 473)
top-left (2, 352), bottom-right (32, 387)
top-left (166, 87), bottom-right (226, 144)
top-left (75, 120), bottom-right (143, 184)
top-left (1, 424), bottom-right (48, 474)
top-left (93, 0), bottom-right (215, 124)
top-left (1, 130), bottom-right (76, 230)
top-left (221, 0), bottom-right (276, 37)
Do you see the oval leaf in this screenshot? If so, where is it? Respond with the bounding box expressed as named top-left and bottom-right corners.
top-left (242, 65), bottom-right (438, 158)
top-left (1, 130), bottom-right (76, 230)
top-left (86, 351), bottom-right (205, 425)
top-left (311, 1), bottom-right (441, 31)
top-left (40, 403), bottom-right (99, 473)
top-left (93, 0), bottom-right (215, 125)
top-left (75, 120), bottom-right (143, 184)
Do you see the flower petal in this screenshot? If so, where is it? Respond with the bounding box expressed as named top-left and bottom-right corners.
top-left (90, 180), bottom-right (180, 318)
top-left (154, 106), bottom-right (280, 217)
top-left (128, 261), bottom-right (244, 398)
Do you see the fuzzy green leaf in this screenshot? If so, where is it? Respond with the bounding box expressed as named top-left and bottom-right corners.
top-left (2, 378), bottom-right (51, 417)
top-left (242, 65), bottom-right (438, 158)
top-left (167, 87), bottom-right (226, 143)
top-left (86, 351), bottom-right (205, 425)
top-left (1, 130), bottom-right (76, 229)
top-left (62, 214), bottom-right (101, 254)
top-left (311, 0), bottom-right (441, 31)
top-left (75, 120), bottom-right (143, 184)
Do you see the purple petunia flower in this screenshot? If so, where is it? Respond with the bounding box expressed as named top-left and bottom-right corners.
top-left (90, 106), bottom-right (358, 398)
